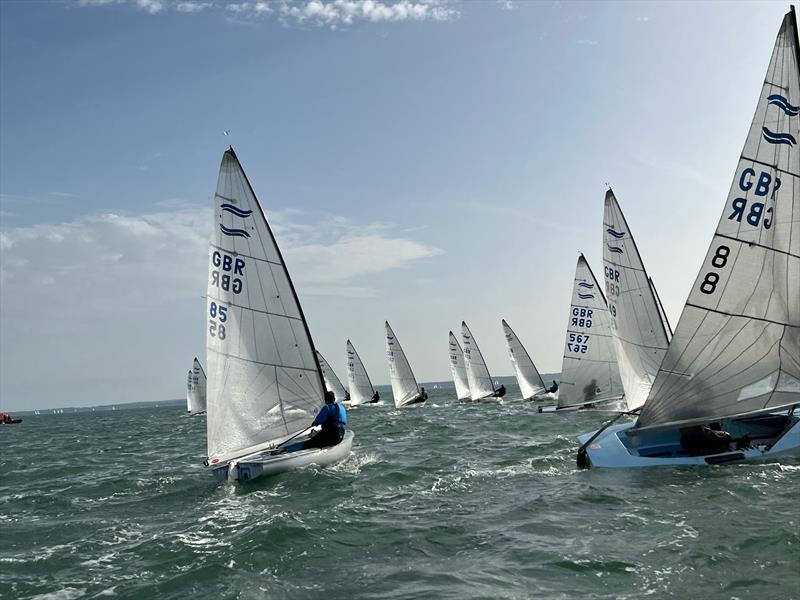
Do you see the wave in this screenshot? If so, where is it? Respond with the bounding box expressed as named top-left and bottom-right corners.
top-left (577, 292), bottom-right (595, 299)
top-left (219, 224), bottom-right (251, 238)
top-left (606, 228), bottom-right (626, 239)
top-left (607, 244), bottom-right (624, 254)
top-left (577, 282), bottom-right (594, 289)
top-left (220, 203), bottom-right (253, 218)
top-left (767, 94), bottom-right (800, 116)
top-left (761, 126), bottom-right (797, 146)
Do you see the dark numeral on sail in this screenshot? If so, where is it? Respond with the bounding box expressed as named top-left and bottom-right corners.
top-left (700, 245), bottom-right (730, 295)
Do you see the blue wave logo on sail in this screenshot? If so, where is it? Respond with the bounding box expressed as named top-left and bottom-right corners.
top-left (577, 282), bottom-right (594, 289)
top-left (761, 127), bottom-right (797, 146)
top-left (767, 94), bottom-right (799, 116)
top-left (577, 292), bottom-right (595, 299)
top-left (220, 224), bottom-right (251, 238)
top-left (220, 203), bottom-right (253, 218)
top-left (607, 244), bottom-right (624, 254)
top-left (606, 228), bottom-right (626, 239)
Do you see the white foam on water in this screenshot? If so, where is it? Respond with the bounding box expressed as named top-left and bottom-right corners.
top-left (30, 588), bottom-right (87, 600)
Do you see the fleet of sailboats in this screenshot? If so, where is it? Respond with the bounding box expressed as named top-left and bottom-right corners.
top-left (86, 8), bottom-right (791, 481)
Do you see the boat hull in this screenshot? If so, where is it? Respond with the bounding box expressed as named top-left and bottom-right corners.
top-left (539, 397), bottom-right (626, 413)
top-left (577, 414), bottom-right (800, 468)
top-left (396, 394), bottom-right (426, 408)
top-left (212, 430), bottom-right (354, 483)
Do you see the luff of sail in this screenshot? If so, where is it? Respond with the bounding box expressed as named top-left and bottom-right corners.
top-left (187, 357), bottom-right (207, 415)
top-left (557, 254), bottom-right (624, 408)
top-left (206, 148), bottom-right (326, 465)
top-left (603, 190), bottom-right (671, 411)
top-left (448, 331), bottom-right (471, 401)
top-left (461, 321), bottom-right (496, 400)
top-left (637, 9), bottom-right (800, 431)
top-left (501, 319), bottom-right (546, 400)
top-left (385, 321), bottom-right (420, 407)
top-left (346, 340), bottom-right (376, 406)
top-left (317, 351), bottom-right (349, 402)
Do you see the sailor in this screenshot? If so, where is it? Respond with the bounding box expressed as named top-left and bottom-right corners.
top-left (547, 380), bottom-right (559, 394)
top-left (418, 386), bottom-right (428, 402)
top-left (303, 390), bottom-right (347, 449)
top-left (371, 390), bottom-right (380, 403)
top-left (494, 384), bottom-right (506, 398)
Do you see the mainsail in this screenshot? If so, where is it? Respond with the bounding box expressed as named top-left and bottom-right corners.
top-left (637, 9), bottom-right (800, 430)
top-left (187, 357), bottom-right (207, 414)
top-left (603, 190), bottom-right (672, 411)
top-left (346, 340), bottom-right (376, 406)
top-left (448, 331), bottom-right (471, 401)
top-left (385, 321), bottom-right (420, 407)
top-left (317, 351), bottom-right (349, 402)
top-left (557, 254), bottom-right (624, 408)
top-left (501, 319), bottom-right (546, 400)
top-left (461, 321), bottom-right (497, 400)
top-left (206, 148), bottom-right (325, 464)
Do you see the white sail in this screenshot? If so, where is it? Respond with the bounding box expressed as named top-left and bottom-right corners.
top-left (501, 320), bottom-right (546, 400)
top-left (649, 277), bottom-right (673, 342)
top-left (557, 254), bottom-right (624, 408)
top-left (603, 190), bottom-right (672, 411)
top-left (385, 321), bottom-right (420, 407)
top-left (187, 358), bottom-right (207, 415)
top-left (637, 10), bottom-right (800, 430)
top-left (316, 351), bottom-right (349, 402)
top-left (346, 340), bottom-right (376, 406)
top-left (461, 321), bottom-right (496, 400)
top-left (206, 148), bottom-right (325, 465)
top-left (448, 331), bottom-right (471, 401)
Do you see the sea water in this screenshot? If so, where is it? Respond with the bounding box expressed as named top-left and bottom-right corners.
top-left (1, 385), bottom-right (798, 599)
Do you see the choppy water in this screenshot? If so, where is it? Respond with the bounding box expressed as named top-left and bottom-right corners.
top-left (2, 385), bottom-right (799, 600)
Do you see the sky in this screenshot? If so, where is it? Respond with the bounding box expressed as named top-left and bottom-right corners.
top-left (0, 0), bottom-right (790, 411)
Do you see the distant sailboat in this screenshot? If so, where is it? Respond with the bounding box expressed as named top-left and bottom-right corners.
top-left (317, 351), bottom-right (350, 403)
top-left (540, 254), bottom-right (625, 413)
top-left (346, 340), bottom-right (379, 406)
top-left (186, 357), bottom-right (207, 415)
top-left (501, 319), bottom-right (547, 401)
top-left (579, 9), bottom-right (800, 468)
top-left (448, 331), bottom-right (471, 401)
top-left (385, 321), bottom-right (427, 407)
top-left (204, 148), bottom-right (353, 482)
top-left (461, 321), bottom-right (506, 400)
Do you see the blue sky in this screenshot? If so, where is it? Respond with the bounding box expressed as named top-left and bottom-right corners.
top-left (0, 0), bottom-right (789, 410)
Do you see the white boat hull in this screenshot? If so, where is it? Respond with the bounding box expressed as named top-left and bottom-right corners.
top-left (212, 430), bottom-right (354, 483)
top-left (577, 414), bottom-right (800, 468)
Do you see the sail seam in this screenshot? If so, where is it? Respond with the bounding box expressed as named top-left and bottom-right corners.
top-left (714, 233), bottom-right (800, 259)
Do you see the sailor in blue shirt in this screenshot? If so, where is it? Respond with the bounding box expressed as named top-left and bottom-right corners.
top-left (303, 390), bottom-right (347, 450)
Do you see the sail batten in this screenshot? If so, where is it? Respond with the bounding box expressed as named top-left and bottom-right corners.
top-left (637, 9), bottom-right (800, 430)
top-left (461, 322), bottom-right (497, 400)
top-left (557, 254), bottom-right (625, 408)
top-left (206, 148), bottom-right (325, 462)
top-left (385, 322), bottom-right (420, 407)
top-left (347, 340), bottom-right (376, 406)
top-left (448, 332), bottom-right (471, 401)
top-left (501, 320), bottom-right (546, 400)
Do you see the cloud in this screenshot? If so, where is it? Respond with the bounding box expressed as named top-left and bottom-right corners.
top-left (75, 0), bottom-right (460, 27)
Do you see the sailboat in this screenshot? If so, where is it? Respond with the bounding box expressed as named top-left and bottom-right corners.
top-left (204, 148), bottom-right (353, 482)
top-left (186, 357), bottom-right (207, 415)
top-left (317, 351), bottom-right (350, 403)
top-left (539, 254), bottom-right (625, 412)
top-left (501, 319), bottom-right (547, 401)
top-left (385, 321), bottom-right (427, 407)
top-left (448, 331), bottom-right (471, 401)
top-left (346, 340), bottom-right (380, 406)
top-left (578, 9), bottom-right (800, 468)
top-left (461, 321), bottom-right (506, 400)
